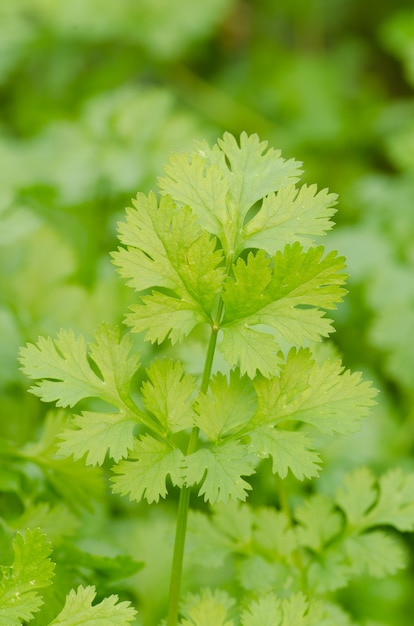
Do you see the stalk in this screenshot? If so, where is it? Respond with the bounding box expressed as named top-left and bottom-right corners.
top-left (166, 308), bottom-right (222, 626)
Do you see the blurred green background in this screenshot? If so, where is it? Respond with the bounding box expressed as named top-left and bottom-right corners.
top-left (1, 1), bottom-right (414, 624)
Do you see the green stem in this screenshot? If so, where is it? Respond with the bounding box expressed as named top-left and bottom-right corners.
top-left (166, 312), bottom-right (222, 626)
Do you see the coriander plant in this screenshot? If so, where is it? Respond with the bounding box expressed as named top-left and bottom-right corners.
top-left (17, 132), bottom-right (414, 626)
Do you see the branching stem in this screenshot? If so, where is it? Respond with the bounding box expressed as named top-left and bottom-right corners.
top-left (166, 306), bottom-right (223, 626)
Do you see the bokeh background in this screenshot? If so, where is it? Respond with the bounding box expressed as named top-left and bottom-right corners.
top-left (1, 1), bottom-right (414, 624)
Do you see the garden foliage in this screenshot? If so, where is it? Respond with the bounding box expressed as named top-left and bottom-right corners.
top-left (2, 1), bottom-right (414, 625)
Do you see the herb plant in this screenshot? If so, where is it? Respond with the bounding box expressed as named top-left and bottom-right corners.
top-left (16, 132), bottom-right (414, 625)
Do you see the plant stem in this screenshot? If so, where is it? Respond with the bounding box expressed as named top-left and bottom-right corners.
top-left (166, 313), bottom-right (222, 626)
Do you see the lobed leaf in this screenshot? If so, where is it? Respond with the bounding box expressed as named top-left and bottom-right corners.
top-left (184, 441), bottom-right (255, 504)
top-left (195, 370), bottom-right (257, 441)
top-left (248, 427), bottom-right (321, 480)
top-left (243, 184), bottom-right (337, 254)
top-left (113, 192), bottom-right (225, 343)
top-left (19, 324), bottom-right (140, 409)
top-left (220, 245), bottom-right (347, 377)
top-left (337, 467), bottom-right (414, 532)
top-left (180, 588), bottom-right (235, 626)
top-left (0, 529), bottom-right (54, 625)
top-left (160, 132), bottom-right (302, 256)
top-left (58, 411), bottom-right (137, 465)
top-left (48, 585), bottom-right (136, 625)
top-left (142, 359), bottom-right (196, 433)
top-left (252, 348), bottom-right (377, 435)
top-left (111, 434), bottom-right (184, 504)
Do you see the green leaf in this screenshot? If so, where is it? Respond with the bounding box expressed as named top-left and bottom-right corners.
top-left (241, 592), bottom-right (326, 626)
top-left (295, 494), bottom-right (343, 551)
top-left (338, 468), bottom-right (414, 532)
top-left (240, 592), bottom-right (282, 625)
top-left (184, 441), bottom-right (255, 504)
top-left (142, 359), bottom-right (196, 433)
top-left (252, 348), bottom-right (377, 435)
top-left (19, 324), bottom-right (140, 410)
top-left (111, 434), bottom-right (184, 504)
top-left (243, 184), bottom-right (337, 254)
top-left (248, 428), bottom-right (321, 480)
top-left (48, 585), bottom-right (136, 625)
top-left (58, 411), bottom-right (137, 465)
top-left (306, 551), bottom-right (351, 593)
top-left (19, 330), bottom-right (104, 408)
top-left (343, 531), bottom-right (406, 577)
top-left (252, 508), bottom-right (297, 557)
top-left (195, 370), bottom-right (257, 441)
top-left (19, 325), bottom-right (152, 464)
top-left (335, 467), bottom-right (378, 529)
top-left (180, 588), bottom-right (235, 626)
top-left (220, 245), bottom-right (347, 377)
top-left (112, 192), bottom-right (224, 343)
top-left (160, 132), bottom-right (302, 257)
top-left (0, 529), bottom-right (54, 625)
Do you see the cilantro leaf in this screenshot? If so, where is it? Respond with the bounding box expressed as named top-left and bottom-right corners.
top-left (241, 592), bottom-right (326, 626)
top-left (112, 192), bottom-right (224, 343)
top-left (180, 588), bottom-right (235, 626)
top-left (184, 441), bottom-right (255, 503)
top-left (142, 359), bottom-right (196, 433)
top-left (220, 245), bottom-right (347, 377)
top-left (295, 494), bottom-right (343, 552)
top-left (343, 531), bottom-right (406, 577)
top-left (337, 467), bottom-right (414, 531)
top-left (252, 348), bottom-right (377, 435)
top-left (195, 371), bottom-right (257, 441)
top-left (248, 428), bottom-right (321, 480)
top-left (240, 593), bottom-right (282, 626)
top-left (0, 529), bottom-right (54, 625)
top-left (58, 411), bottom-right (137, 466)
top-left (19, 325), bottom-right (157, 464)
top-left (160, 132), bottom-right (302, 256)
top-left (19, 323), bottom-right (140, 410)
top-left (243, 184), bottom-right (337, 254)
top-left (48, 585), bottom-right (136, 625)
top-left (19, 330), bottom-right (104, 408)
top-left (111, 434), bottom-right (185, 504)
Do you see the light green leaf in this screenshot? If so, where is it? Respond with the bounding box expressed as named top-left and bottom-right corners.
top-left (195, 370), bottom-right (257, 441)
top-left (111, 434), bottom-right (184, 504)
top-left (344, 531), bottom-right (406, 577)
top-left (184, 441), bottom-right (255, 503)
top-left (10, 503), bottom-right (78, 545)
top-left (112, 192), bottom-right (224, 343)
top-left (0, 529), bottom-right (54, 625)
top-left (19, 330), bottom-right (104, 408)
top-left (336, 467), bottom-right (378, 529)
top-left (220, 245), bottom-right (347, 377)
top-left (142, 359), bottom-right (196, 433)
top-left (160, 132), bottom-right (301, 256)
top-left (125, 292), bottom-right (203, 344)
top-left (240, 592), bottom-right (282, 626)
top-left (295, 494), bottom-right (343, 552)
top-left (241, 593), bottom-right (326, 626)
top-left (360, 468), bottom-right (414, 531)
top-left (219, 324), bottom-right (283, 379)
top-left (159, 152), bottom-right (228, 235)
top-left (180, 588), bottom-right (234, 626)
top-left (58, 411), bottom-right (137, 465)
top-left (243, 184), bottom-right (337, 254)
top-left (253, 508), bottom-right (297, 557)
top-left (252, 348), bottom-right (377, 435)
top-left (307, 551), bottom-right (351, 593)
top-left (19, 324), bottom-right (140, 410)
top-left (48, 585), bottom-right (136, 625)
top-left (248, 427), bottom-right (321, 480)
